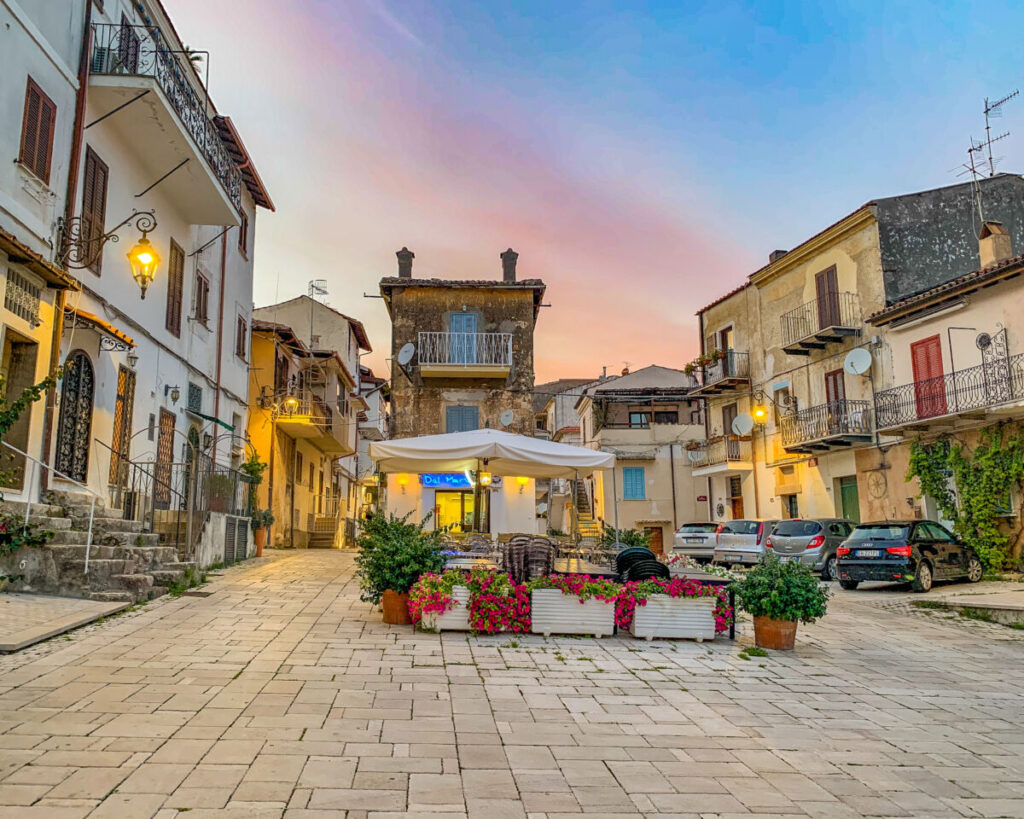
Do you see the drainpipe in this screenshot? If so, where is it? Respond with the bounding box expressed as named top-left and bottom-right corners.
top-left (668, 442), bottom-right (678, 530)
top-left (698, 310), bottom-right (713, 521)
top-left (210, 230), bottom-right (228, 465)
top-left (41, 3), bottom-right (92, 493)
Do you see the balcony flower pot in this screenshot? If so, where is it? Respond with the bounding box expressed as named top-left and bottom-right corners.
top-left (730, 553), bottom-right (829, 651)
top-left (527, 576), bottom-right (619, 638)
top-left (382, 589), bottom-right (412, 625)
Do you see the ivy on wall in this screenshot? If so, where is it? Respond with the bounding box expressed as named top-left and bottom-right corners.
top-left (907, 425), bottom-right (1024, 568)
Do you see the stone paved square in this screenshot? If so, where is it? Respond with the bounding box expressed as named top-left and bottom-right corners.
top-left (1, 550), bottom-right (1022, 818)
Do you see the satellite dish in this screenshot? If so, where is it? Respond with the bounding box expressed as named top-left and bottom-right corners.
top-left (499, 410), bottom-right (514, 428)
top-left (843, 348), bottom-right (872, 376)
top-left (731, 413), bottom-right (754, 436)
top-left (397, 343), bottom-right (415, 367)
top-left (537, 502), bottom-right (548, 515)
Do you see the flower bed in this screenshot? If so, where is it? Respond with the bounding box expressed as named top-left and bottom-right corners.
top-left (527, 575), bottom-right (619, 637)
top-left (408, 568), bottom-right (529, 634)
top-left (615, 577), bottom-right (732, 638)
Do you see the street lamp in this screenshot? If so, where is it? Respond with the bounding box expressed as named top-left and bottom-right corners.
top-left (58, 210), bottom-right (159, 298)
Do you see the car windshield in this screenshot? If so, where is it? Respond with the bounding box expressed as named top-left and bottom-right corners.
top-left (679, 523), bottom-right (717, 533)
top-left (773, 520), bottom-right (822, 537)
top-left (723, 521), bottom-right (760, 535)
top-left (848, 525), bottom-right (910, 541)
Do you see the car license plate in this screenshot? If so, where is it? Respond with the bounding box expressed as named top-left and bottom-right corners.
top-left (685, 537), bottom-right (703, 544)
top-left (856, 549), bottom-right (880, 558)
top-left (779, 555), bottom-right (795, 563)
top-left (726, 554), bottom-right (742, 562)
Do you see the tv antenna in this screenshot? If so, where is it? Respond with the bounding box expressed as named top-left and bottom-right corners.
top-left (984, 90), bottom-right (1017, 176)
top-left (307, 279), bottom-right (329, 349)
top-left (955, 91), bottom-right (1017, 226)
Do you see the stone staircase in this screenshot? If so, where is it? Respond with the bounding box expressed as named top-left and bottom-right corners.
top-left (572, 480), bottom-right (601, 539)
top-left (0, 490), bottom-right (196, 603)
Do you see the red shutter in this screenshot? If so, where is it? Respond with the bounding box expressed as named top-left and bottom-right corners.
top-left (911, 336), bottom-right (946, 418)
top-left (19, 79), bottom-right (56, 184)
top-left (82, 147), bottom-right (109, 274)
top-left (165, 240), bottom-right (184, 336)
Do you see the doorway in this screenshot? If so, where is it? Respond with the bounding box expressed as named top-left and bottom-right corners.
top-left (780, 493), bottom-right (799, 519)
top-left (0, 332), bottom-right (39, 490)
top-left (435, 490), bottom-right (475, 532)
top-left (911, 335), bottom-right (946, 419)
top-left (815, 266), bottom-right (841, 329)
top-left (154, 408), bottom-right (175, 508)
top-left (838, 475), bottom-right (860, 522)
top-left (728, 475), bottom-right (744, 518)
top-left (55, 350), bottom-right (94, 483)
top-left (108, 365), bottom-right (136, 488)
top-left (644, 526), bottom-right (664, 555)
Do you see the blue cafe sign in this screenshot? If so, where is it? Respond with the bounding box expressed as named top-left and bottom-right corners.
top-left (419, 473), bottom-right (472, 489)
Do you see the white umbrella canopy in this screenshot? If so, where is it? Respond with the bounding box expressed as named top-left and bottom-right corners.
top-left (369, 428), bottom-right (614, 479)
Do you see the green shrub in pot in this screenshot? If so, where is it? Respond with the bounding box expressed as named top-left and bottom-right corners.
top-left (355, 512), bottom-right (445, 606)
top-left (731, 553), bottom-right (829, 649)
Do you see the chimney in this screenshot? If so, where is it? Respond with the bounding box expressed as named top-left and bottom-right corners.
top-left (769, 249), bottom-right (788, 264)
top-left (396, 247), bottom-right (414, 278)
top-left (500, 248), bottom-right (518, 282)
top-left (979, 221), bottom-right (1012, 268)
top-left (621, 366), bottom-right (629, 376)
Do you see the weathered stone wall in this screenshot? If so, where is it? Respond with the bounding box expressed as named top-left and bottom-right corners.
top-left (388, 285), bottom-right (538, 438)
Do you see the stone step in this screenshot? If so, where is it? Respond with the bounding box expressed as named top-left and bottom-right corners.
top-left (149, 568), bottom-right (185, 585)
top-left (88, 590), bottom-right (135, 603)
top-left (43, 490), bottom-right (106, 510)
top-left (21, 515), bottom-right (74, 531)
top-left (148, 585), bottom-right (168, 599)
top-left (66, 505), bottom-right (129, 522)
top-left (46, 530), bottom-right (161, 548)
top-left (0, 501), bottom-right (65, 518)
top-left (112, 574), bottom-right (154, 596)
top-left (64, 559), bottom-right (136, 578)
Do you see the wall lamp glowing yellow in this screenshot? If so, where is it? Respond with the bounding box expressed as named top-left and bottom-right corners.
top-left (516, 476), bottom-right (529, 493)
top-left (283, 395), bottom-right (299, 414)
top-left (752, 404), bottom-right (769, 424)
top-left (397, 474), bottom-right (410, 494)
top-left (478, 471), bottom-right (493, 487)
top-left (127, 235), bottom-right (160, 299)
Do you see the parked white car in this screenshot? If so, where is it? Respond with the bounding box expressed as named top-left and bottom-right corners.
top-left (672, 522), bottom-right (718, 562)
top-left (713, 519), bottom-right (779, 567)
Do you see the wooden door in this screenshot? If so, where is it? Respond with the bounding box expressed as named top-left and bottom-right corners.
top-left (815, 266), bottom-right (841, 330)
top-left (55, 351), bottom-right (94, 482)
top-left (108, 365), bottom-right (136, 486)
top-left (154, 409), bottom-right (175, 508)
top-left (911, 335), bottom-right (946, 418)
top-left (644, 526), bottom-right (664, 555)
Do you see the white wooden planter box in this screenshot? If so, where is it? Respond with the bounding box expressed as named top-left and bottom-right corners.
top-left (629, 595), bottom-right (716, 641)
top-left (420, 586), bottom-right (472, 632)
top-left (530, 589), bottom-right (615, 637)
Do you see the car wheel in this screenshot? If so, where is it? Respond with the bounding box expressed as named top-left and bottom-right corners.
top-left (821, 556), bottom-right (837, 582)
top-left (966, 554), bottom-right (983, 583)
top-left (911, 560), bottom-right (933, 593)
top-left (838, 579), bottom-right (859, 590)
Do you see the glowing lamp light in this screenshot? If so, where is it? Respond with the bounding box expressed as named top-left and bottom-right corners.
top-left (397, 474), bottom-right (410, 494)
top-left (478, 471), bottom-right (493, 487)
top-left (283, 395), bottom-right (299, 414)
top-left (127, 236), bottom-right (160, 299)
top-left (516, 476), bottom-right (529, 494)
top-left (752, 404), bottom-right (769, 424)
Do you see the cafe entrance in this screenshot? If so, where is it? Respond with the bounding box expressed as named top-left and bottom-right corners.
top-left (434, 488), bottom-right (490, 533)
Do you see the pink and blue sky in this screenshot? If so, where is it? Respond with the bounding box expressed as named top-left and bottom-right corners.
top-left (170, 0), bottom-right (1023, 381)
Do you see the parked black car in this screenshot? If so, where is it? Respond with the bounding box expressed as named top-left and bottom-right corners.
top-left (836, 520), bottom-right (983, 592)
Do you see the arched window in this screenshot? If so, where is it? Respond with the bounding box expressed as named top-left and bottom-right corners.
top-left (55, 350), bottom-right (94, 482)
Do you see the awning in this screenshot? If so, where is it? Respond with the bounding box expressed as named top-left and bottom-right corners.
top-left (64, 308), bottom-right (135, 349)
top-left (369, 428), bottom-right (615, 479)
top-left (0, 226), bottom-right (79, 290)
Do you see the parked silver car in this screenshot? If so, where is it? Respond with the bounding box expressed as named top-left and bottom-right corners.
top-left (672, 523), bottom-right (718, 561)
top-left (713, 519), bottom-right (779, 567)
top-left (766, 518), bottom-right (854, 580)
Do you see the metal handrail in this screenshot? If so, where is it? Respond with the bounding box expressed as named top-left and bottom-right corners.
top-left (780, 399), bottom-right (872, 447)
top-left (701, 351), bottom-right (750, 386)
top-left (780, 291), bottom-right (860, 348)
top-left (1, 440), bottom-right (99, 574)
top-left (687, 435), bottom-right (751, 467)
top-left (417, 332), bottom-right (513, 367)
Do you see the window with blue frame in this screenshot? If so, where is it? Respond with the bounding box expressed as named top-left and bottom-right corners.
top-left (446, 404), bottom-right (479, 433)
top-left (622, 466), bottom-right (645, 500)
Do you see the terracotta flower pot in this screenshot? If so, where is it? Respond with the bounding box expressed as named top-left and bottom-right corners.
top-left (753, 616), bottom-right (797, 650)
top-left (254, 527), bottom-right (267, 557)
top-left (382, 590), bottom-right (412, 625)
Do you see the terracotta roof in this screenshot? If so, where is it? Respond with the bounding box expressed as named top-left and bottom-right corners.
top-left (695, 280), bottom-right (750, 316)
top-left (868, 252), bottom-right (1024, 325)
top-left (213, 116), bottom-right (274, 211)
top-left (258, 295), bottom-right (372, 351)
top-left (0, 226), bottom-right (78, 290)
top-left (533, 378), bottom-right (598, 413)
top-left (67, 308), bottom-right (134, 347)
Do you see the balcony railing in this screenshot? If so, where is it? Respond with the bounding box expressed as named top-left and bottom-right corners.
top-left (780, 291), bottom-right (860, 354)
top-left (693, 350), bottom-right (750, 395)
top-left (688, 436), bottom-right (751, 469)
top-left (780, 399), bottom-right (873, 451)
top-left (90, 23), bottom-right (242, 211)
top-left (418, 332), bottom-right (512, 368)
top-left (875, 354), bottom-right (1024, 430)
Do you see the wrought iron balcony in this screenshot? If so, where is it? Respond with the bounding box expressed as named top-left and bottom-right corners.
top-left (418, 332), bottom-right (513, 377)
top-left (780, 292), bottom-right (860, 355)
top-left (874, 354), bottom-right (1024, 431)
top-left (691, 351), bottom-right (750, 396)
top-left (688, 435), bottom-right (752, 473)
top-left (780, 399), bottom-right (873, 452)
top-left (90, 23), bottom-right (242, 213)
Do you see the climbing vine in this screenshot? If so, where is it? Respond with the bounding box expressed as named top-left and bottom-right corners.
top-left (907, 426), bottom-right (1024, 569)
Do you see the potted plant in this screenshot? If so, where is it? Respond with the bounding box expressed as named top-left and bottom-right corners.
top-left (616, 577), bottom-right (732, 641)
top-left (409, 567), bottom-right (531, 634)
top-left (409, 570), bottom-right (472, 631)
top-left (731, 553), bottom-right (829, 650)
top-left (355, 512), bottom-right (445, 625)
top-left (250, 509), bottom-right (274, 556)
top-left (527, 575), bottom-right (619, 637)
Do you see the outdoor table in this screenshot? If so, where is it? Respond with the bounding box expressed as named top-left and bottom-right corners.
top-left (551, 557), bottom-right (617, 579)
top-left (444, 557), bottom-right (499, 571)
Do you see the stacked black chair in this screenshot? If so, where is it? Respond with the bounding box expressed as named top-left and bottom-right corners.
top-left (615, 547), bottom-right (655, 579)
top-left (624, 560), bottom-right (671, 582)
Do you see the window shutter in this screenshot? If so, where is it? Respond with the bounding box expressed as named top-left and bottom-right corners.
top-left (165, 239), bottom-right (184, 336)
top-left (446, 405), bottom-right (479, 433)
top-left (19, 79), bottom-right (57, 184)
top-left (623, 467), bottom-right (645, 500)
top-left (82, 147), bottom-right (109, 274)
